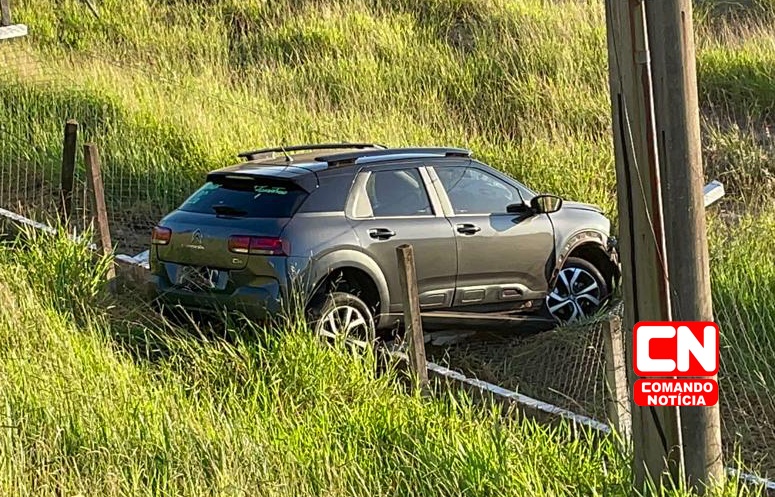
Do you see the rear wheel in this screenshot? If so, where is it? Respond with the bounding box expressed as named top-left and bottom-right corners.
top-left (545, 257), bottom-right (608, 324)
top-left (307, 292), bottom-right (376, 350)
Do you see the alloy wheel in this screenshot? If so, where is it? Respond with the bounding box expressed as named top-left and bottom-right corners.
top-left (316, 303), bottom-right (372, 349)
top-left (546, 266), bottom-right (603, 323)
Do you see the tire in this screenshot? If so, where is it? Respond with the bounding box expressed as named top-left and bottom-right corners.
top-left (545, 257), bottom-right (609, 324)
top-left (307, 291), bottom-right (377, 350)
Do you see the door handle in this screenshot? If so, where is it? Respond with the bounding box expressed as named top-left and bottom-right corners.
top-left (368, 228), bottom-right (396, 240)
top-left (456, 223), bottom-right (481, 235)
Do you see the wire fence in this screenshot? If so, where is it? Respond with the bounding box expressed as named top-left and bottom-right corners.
top-left (0, 42), bottom-right (77, 225)
top-left (0, 40), bottom-right (203, 255)
top-left (426, 300), bottom-right (775, 481)
top-left (427, 322), bottom-right (609, 422)
top-left (716, 300), bottom-right (775, 477)
top-left (3, 15), bottom-right (775, 490)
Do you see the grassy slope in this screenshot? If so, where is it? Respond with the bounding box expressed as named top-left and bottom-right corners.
top-left (0, 0), bottom-right (774, 492)
top-left (2, 0), bottom-right (770, 216)
top-left (0, 230), bottom-right (714, 497)
top-left (5, 0), bottom-right (772, 387)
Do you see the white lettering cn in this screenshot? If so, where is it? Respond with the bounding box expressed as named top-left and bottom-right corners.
top-left (676, 325), bottom-right (717, 373)
top-left (637, 325), bottom-right (676, 373)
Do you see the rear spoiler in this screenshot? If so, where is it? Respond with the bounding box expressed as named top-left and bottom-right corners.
top-left (206, 171), bottom-right (318, 193)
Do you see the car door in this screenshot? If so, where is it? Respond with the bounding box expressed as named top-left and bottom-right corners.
top-left (427, 162), bottom-right (556, 309)
top-left (347, 165), bottom-right (458, 313)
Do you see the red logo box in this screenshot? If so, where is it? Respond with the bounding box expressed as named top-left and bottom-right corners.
top-left (633, 322), bottom-right (719, 377)
top-left (634, 379), bottom-right (718, 407)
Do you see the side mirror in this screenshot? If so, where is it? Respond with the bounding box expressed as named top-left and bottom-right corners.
top-left (506, 202), bottom-right (532, 214)
top-left (530, 194), bottom-right (563, 214)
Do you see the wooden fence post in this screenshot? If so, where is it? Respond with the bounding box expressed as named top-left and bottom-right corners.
top-left (83, 143), bottom-right (115, 279)
top-left (396, 244), bottom-right (429, 393)
top-left (602, 314), bottom-right (631, 447)
top-left (0, 0), bottom-right (11, 27)
top-left (60, 119), bottom-right (78, 221)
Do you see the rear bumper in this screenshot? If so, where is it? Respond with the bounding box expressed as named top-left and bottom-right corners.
top-left (147, 274), bottom-right (282, 321)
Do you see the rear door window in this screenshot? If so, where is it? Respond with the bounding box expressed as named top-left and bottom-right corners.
top-left (364, 169), bottom-right (434, 217)
top-left (179, 177), bottom-right (308, 218)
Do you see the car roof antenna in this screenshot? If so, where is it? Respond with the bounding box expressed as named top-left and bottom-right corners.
top-left (279, 144), bottom-right (293, 163)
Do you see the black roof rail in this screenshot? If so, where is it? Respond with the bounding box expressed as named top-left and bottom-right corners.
top-left (317, 147), bottom-right (473, 166)
top-left (237, 142), bottom-right (387, 161)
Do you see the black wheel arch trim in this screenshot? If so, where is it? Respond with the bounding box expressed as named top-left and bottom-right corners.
top-left (549, 230), bottom-right (620, 290)
top-left (301, 251), bottom-right (390, 322)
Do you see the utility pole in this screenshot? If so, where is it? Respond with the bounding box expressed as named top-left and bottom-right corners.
top-left (603, 0), bottom-right (684, 490)
top-left (645, 1), bottom-right (724, 492)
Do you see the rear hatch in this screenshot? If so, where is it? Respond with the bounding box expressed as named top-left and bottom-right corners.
top-left (154, 173), bottom-right (310, 275)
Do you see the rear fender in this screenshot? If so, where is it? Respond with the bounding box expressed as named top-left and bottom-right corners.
top-left (291, 249), bottom-right (390, 320)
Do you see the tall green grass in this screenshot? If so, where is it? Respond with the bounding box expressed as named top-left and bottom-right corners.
top-left (711, 213), bottom-right (775, 386)
top-left (0, 230), bottom-right (760, 496)
top-left (1, 0), bottom-right (775, 489)
top-left (6, 0), bottom-right (772, 352)
top-left (2, 0), bottom-right (773, 219)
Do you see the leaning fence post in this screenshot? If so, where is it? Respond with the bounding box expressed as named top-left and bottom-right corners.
top-left (83, 142), bottom-right (115, 279)
top-left (396, 244), bottom-right (429, 393)
top-left (602, 314), bottom-right (631, 447)
top-left (60, 119), bottom-right (78, 221)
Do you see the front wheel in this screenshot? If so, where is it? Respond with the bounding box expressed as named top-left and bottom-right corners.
top-left (307, 291), bottom-right (376, 350)
top-left (545, 257), bottom-right (609, 324)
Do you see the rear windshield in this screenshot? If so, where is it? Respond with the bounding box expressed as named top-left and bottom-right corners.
top-left (179, 177), bottom-right (308, 218)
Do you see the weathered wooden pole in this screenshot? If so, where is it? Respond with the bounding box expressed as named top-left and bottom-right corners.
top-left (603, 315), bottom-right (632, 448)
top-left (604, 0), bottom-right (683, 489)
top-left (645, 1), bottom-right (724, 492)
top-left (0, 0), bottom-right (12, 26)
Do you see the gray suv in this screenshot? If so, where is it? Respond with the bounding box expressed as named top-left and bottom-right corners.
top-left (148, 144), bottom-right (619, 342)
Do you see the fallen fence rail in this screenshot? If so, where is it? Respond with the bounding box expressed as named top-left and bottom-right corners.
top-left (1, 207), bottom-right (60, 236)
top-left (389, 349), bottom-right (611, 433)
top-left (0, 0), bottom-right (27, 41)
top-left (0, 207), bottom-right (97, 250)
top-left (704, 180), bottom-right (725, 208)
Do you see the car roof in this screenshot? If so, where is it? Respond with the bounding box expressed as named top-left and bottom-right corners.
top-left (208, 144), bottom-right (473, 179)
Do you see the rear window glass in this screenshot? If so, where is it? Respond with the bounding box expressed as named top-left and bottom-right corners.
top-left (179, 177), bottom-right (308, 218)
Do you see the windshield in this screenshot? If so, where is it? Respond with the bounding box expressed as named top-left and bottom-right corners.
top-left (179, 177), bottom-right (308, 218)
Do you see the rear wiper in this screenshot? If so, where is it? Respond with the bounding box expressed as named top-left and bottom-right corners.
top-left (212, 205), bottom-right (247, 217)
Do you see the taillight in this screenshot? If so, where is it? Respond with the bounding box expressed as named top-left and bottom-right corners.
top-left (228, 236), bottom-right (288, 256)
top-left (152, 226), bottom-right (172, 245)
